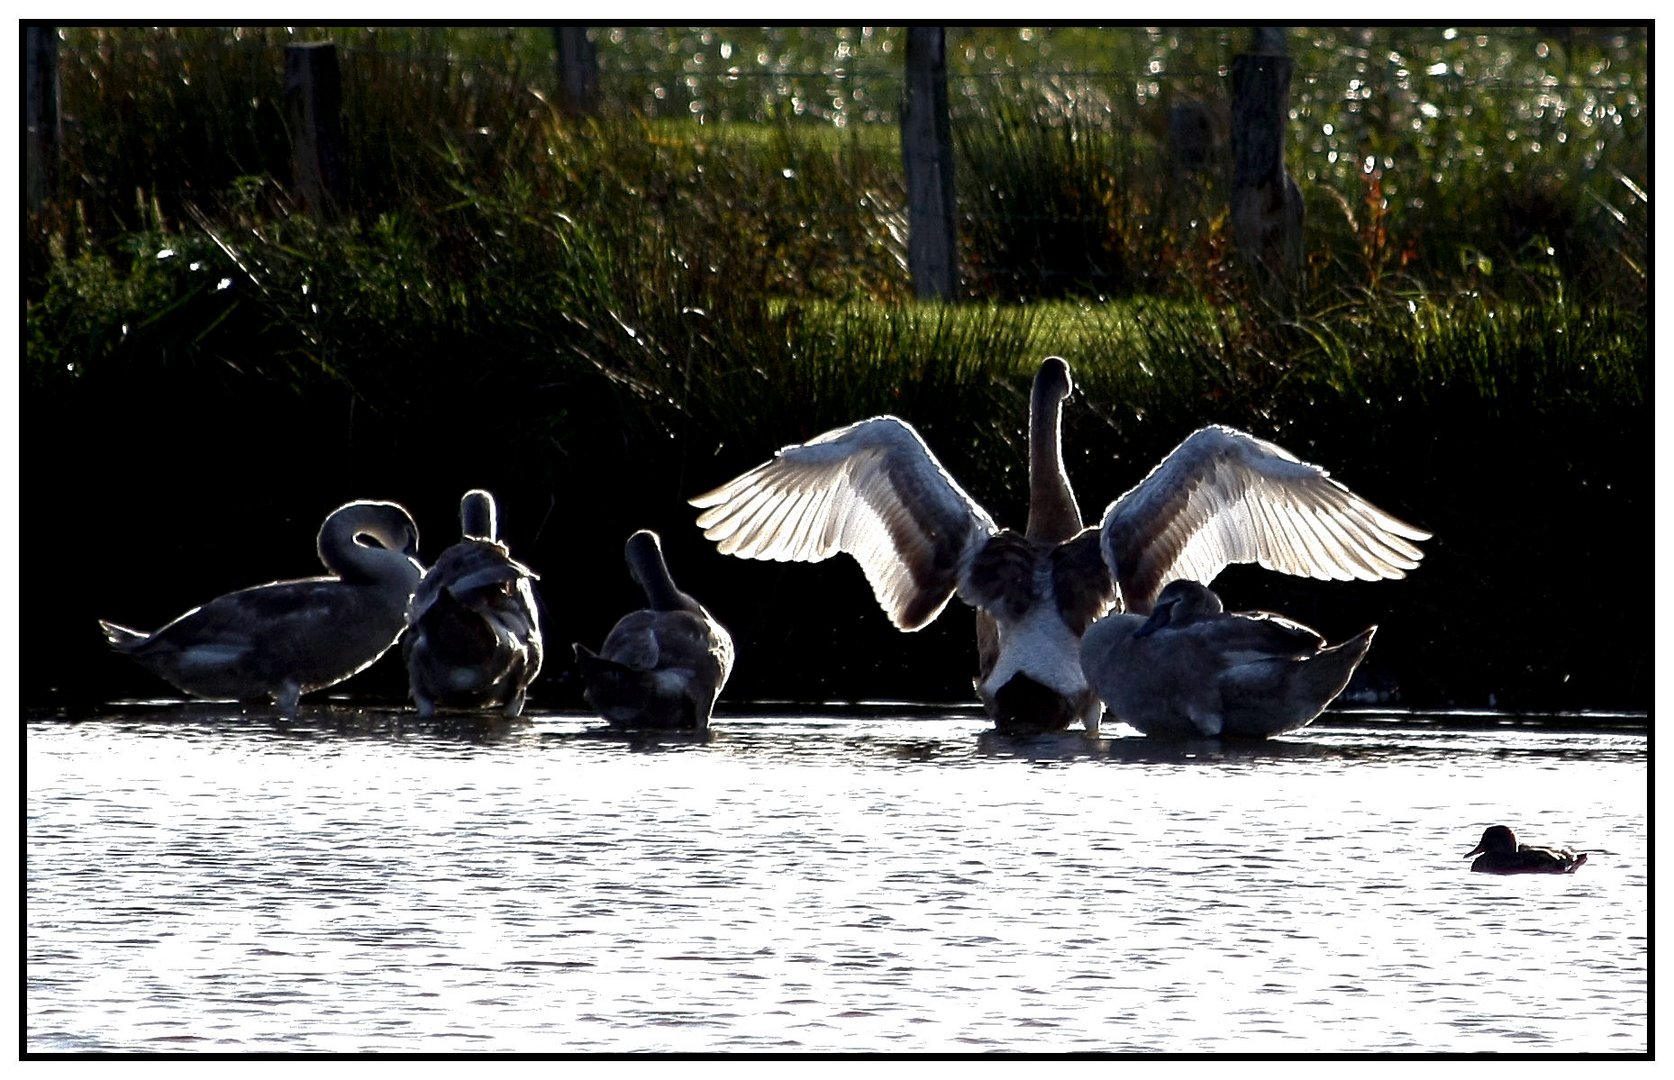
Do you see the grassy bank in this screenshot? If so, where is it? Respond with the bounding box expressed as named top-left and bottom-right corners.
top-left (23, 27), bottom-right (1650, 711)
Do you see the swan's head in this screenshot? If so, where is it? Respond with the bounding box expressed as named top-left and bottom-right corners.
top-left (624, 529), bottom-right (666, 590)
top-left (461, 489), bottom-right (498, 541)
top-left (1134, 579), bottom-right (1223, 637)
top-left (1035, 356), bottom-right (1074, 404)
top-left (1466, 825), bottom-right (1518, 858)
top-left (321, 500), bottom-right (421, 560)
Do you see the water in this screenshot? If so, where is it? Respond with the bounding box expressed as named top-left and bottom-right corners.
top-left (25, 703), bottom-right (1647, 1055)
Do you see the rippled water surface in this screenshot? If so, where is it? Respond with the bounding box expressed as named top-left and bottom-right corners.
top-left (26, 703), bottom-right (1647, 1054)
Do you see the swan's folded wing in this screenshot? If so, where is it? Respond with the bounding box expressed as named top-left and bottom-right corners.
top-left (1186, 611), bottom-right (1327, 657)
top-left (1099, 425), bottom-right (1431, 613)
top-left (690, 416), bottom-right (998, 630)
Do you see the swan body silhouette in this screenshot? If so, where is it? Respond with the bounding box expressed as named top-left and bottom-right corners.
top-left (1079, 579), bottom-right (1374, 738)
top-left (99, 500), bottom-right (423, 713)
top-left (574, 530), bottom-right (734, 731)
top-left (403, 489), bottom-right (544, 718)
top-left (690, 357), bottom-right (1428, 736)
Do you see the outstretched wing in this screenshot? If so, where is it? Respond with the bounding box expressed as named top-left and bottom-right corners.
top-left (690, 416), bottom-right (998, 630)
top-left (1099, 425), bottom-right (1430, 613)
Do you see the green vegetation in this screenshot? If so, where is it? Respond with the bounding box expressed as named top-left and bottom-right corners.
top-left (24, 26), bottom-right (1649, 711)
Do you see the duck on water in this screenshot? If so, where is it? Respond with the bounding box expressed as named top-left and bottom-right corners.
top-left (690, 356), bottom-right (1429, 737)
top-left (99, 500), bottom-right (423, 714)
top-left (1465, 825), bottom-right (1589, 874)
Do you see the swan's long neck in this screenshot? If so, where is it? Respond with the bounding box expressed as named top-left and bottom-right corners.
top-left (460, 489), bottom-right (498, 541)
top-left (626, 531), bottom-right (697, 613)
top-left (318, 503), bottom-right (423, 589)
top-left (1025, 364), bottom-right (1082, 543)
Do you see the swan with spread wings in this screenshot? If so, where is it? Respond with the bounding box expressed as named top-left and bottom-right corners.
top-left (690, 356), bottom-right (1428, 736)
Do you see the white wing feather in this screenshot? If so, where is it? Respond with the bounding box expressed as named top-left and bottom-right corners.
top-left (1099, 425), bottom-right (1430, 613)
top-left (690, 416), bottom-right (998, 630)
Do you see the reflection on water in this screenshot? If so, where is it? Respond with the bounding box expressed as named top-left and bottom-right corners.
top-left (25, 702), bottom-right (1647, 1054)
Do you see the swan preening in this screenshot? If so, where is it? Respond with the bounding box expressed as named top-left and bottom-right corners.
top-left (92, 357), bottom-right (1429, 736)
top-left (99, 500), bottom-right (423, 713)
top-left (1465, 825), bottom-right (1589, 874)
top-left (691, 355), bottom-right (1429, 735)
top-left (402, 489), bottom-right (544, 718)
top-left (573, 530), bottom-right (735, 731)
top-left (1079, 579), bottom-right (1375, 739)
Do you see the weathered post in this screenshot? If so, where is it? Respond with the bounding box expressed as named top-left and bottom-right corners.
top-left (553, 27), bottom-right (600, 117)
top-left (1168, 100), bottom-right (1215, 177)
top-left (1163, 95), bottom-right (1224, 244)
top-left (284, 42), bottom-right (347, 219)
top-left (25, 25), bottom-right (60, 214)
top-left (1230, 26), bottom-right (1304, 295)
top-left (901, 26), bottom-right (957, 301)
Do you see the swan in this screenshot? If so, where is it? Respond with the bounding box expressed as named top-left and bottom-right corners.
top-left (1465, 825), bottom-right (1589, 874)
top-left (402, 489), bottom-right (544, 718)
top-left (689, 356), bottom-right (1428, 735)
top-left (573, 530), bottom-right (734, 731)
top-left (99, 500), bottom-right (423, 713)
top-left (1078, 579), bottom-right (1375, 738)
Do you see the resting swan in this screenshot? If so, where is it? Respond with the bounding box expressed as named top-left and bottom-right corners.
top-left (573, 530), bottom-right (734, 731)
top-left (1079, 579), bottom-right (1375, 738)
top-left (689, 356), bottom-right (1429, 735)
top-left (99, 500), bottom-right (423, 713)
top-left (402, 489), bottom-right (544, 718)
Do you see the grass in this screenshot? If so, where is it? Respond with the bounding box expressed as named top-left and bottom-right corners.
top-left (23, 25), bottom-right (1650, 711)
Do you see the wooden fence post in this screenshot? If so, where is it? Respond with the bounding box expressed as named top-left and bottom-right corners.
top-left (553, 27), bottom-right (600, 117)
top-left (25, 25), bottom-right (60, 215)
top-left (1230, 26), bottom-right (1304, 296)
top-left (901, 26), bottom-right (957, 301)
top-left (285, 42), bottom-right (348, 219)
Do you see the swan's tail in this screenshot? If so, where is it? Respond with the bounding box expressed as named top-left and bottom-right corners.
top-left (572, 643), bottom-right (699, 729)
top-left (99, 619), bottom-right (149, 650)
top-left (1304, 626), bottom-right (1377, 706)
top-left (572, 643), bottom-right (638, 708)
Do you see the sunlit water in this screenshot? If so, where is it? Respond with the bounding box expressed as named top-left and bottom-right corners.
top-left (26, 703), bottom-right (1647, 1055)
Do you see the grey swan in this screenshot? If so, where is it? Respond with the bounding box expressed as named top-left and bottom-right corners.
top-left (99, 500), bottom-right (423, 713)
top-left (689, 356), bottom-right (1429, 736)
top-left (1465, 825), bottom-right (1589, 874)
top-left (402, 489), bottom-right (544, 718)
top-left (573, 530), bottom-right (734, 731)
top-left (1078, 579), bottom-right (1375, 738)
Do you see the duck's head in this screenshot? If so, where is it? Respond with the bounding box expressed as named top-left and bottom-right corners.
top-left (1466, 824), bottom-right (1518, 858)
top-left (1134, 579), bottom-right (1223, 638)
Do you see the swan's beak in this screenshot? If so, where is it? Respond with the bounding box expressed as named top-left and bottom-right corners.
top-left (1134, 606), bottom-right (1170, 639)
